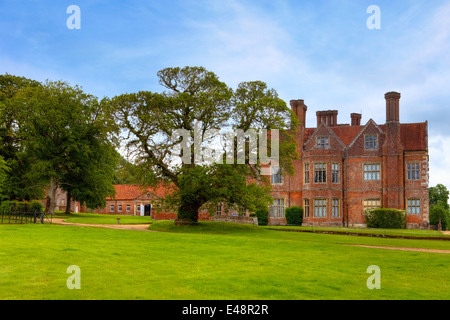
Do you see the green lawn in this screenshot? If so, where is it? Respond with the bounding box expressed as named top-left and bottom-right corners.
top-left (1, 218), bottom-right (450, 300)
top-left (266, 225), bottom-right (450, 239)
top-left (53, 212), bottom-right (154, 224)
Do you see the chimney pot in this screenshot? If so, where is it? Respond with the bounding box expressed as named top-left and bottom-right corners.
top-left (316, 110), bottom-right (338, 127)
top-left (351, 113), bottom-right (362, 126)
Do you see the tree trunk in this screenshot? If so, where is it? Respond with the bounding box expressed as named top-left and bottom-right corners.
top-left (65, 190), bottom-right (72, 215)
top-left (45, 177), bottom-right (58, 215)
top-left (175, 201), bottom-right (201, 225)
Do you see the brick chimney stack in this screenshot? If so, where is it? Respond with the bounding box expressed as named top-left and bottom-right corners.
top-left (290, 99), bottom-right (307, 127)
top-left (385, 91), bottom-right (401, 123)
top-left (382, 91), bottom-right (404, 209)
top-left (351, 113), bottom-right (362, 126)
top-left (316, 110), bottom-right (338, 127)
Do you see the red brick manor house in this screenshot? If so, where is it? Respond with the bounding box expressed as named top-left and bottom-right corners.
top-left (53, 91), bottom-right (429, 229)
top-left (270, 91), bottom-right (429, 229)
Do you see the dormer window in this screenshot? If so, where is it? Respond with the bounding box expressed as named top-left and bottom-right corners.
top-left (317, 136), bottom-right (329, 149)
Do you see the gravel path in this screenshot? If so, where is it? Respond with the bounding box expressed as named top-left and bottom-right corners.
top-left (349, 244), bottom-right (450, 254)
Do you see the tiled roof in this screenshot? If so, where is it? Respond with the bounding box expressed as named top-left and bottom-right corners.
top-left (304, 121), bottom-right (427, 151)
top-left (400, 122), bottom-right (428, 151)
top-left (330, 125), bottom-right (364, 146)
top-left (304, 125), bottom-right (362, 146)
top-left (377, 123), bottom-right (428, 151)
top-left (106, 184), bottom-right (175, 200)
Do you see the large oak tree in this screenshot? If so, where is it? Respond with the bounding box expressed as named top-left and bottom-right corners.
top-left (108, 66), bottom-right (298, 224)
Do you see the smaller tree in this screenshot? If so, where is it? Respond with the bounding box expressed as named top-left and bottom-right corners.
top-left (0, 74), bottom-right (44, 201)
top-left (15, 80), bottom-right (119, 214)
top-left (429, 184), bottom-right (449, 210)
top-left (0, 155), bottom-right (9, 200)
top-left (429, 201), bottom-right (449, 231)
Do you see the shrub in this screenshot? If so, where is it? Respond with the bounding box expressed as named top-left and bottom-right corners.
top-left (30, 201), bottom-right (44, 214)
top-left (255, 207), bottom-right (269, 226)
top-left (0, 201), bottom-right (17, 214)
top-left (285, 206), bottom-right (303, 226)
top-left (0, 201), bottom-right (42, 215)
top-left (364, 208), bottom-right (406, 229)
top-left (16, 202), bottom-right (30, 213)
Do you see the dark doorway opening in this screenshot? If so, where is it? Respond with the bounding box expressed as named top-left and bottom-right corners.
top-left (144, 204), bottom-right (152, 216)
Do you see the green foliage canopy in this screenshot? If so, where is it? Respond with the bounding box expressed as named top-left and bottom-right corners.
top-left (6, 78), bottom-right (119, 213)
top-left (109, 66), bottom-right (298, 224)
top-left (429, 184), bottom-right (449, 210)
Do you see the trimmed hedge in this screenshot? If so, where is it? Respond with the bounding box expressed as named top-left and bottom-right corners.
top-left (364, 208), bottom-right (406, 229)
top-left (0, 201), bottom-right (44, 215)
top-left (285, 206), bottom-right (303, 226)
top-left (255, 207), bottom-right (269, 226)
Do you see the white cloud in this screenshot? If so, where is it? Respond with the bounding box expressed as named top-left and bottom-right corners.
top-left (0, 55), bottom-right (61, 83)
top-left (180, 0), bottom-right (311, 87)
top-left (428, 135), bottom-right (450, 189)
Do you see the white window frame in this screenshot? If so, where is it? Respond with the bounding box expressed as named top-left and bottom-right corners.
top-left (304, 163), bottom-right (310, 184)
top-left (332, 199), bottom-right (340, 218)
top-left (314, 163), bottom-right (327, 183)
top-left (270, 199), bottom-right (285, 218)
top-left (407, 162), bottom-right (420, 181)
top-left (363, 163), bottom-right (380, 181)
top-left (314, 199), bottom-right (327, 217)
top-left (363, 199), bottom-right (381, 211)
top-left (332, 163), bottom-right (339, 183)
top-left (317, 136), bottom-right (329, 149)
top-left (407, 199), bottom-right (421, 214)
top-left (216, 204), bottom-right (222, 216)
top-left (364, 134), bottom-right (378, 150)
top-left (304, 199), bottom-right (310, 218)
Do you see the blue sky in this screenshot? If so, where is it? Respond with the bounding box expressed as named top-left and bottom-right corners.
top-left (1, 0), bottom-right (449, 187)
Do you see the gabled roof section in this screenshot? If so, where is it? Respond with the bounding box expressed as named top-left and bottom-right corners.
top-left (329, 125), bottom-right (363, 146)
top-left (347, 118), bottom-right (384, 148)
top-left (304, 121), bottom-right (346, 149)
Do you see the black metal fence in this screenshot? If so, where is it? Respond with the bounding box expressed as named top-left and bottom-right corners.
top-left (0, 210), bottom-right (52, 224)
